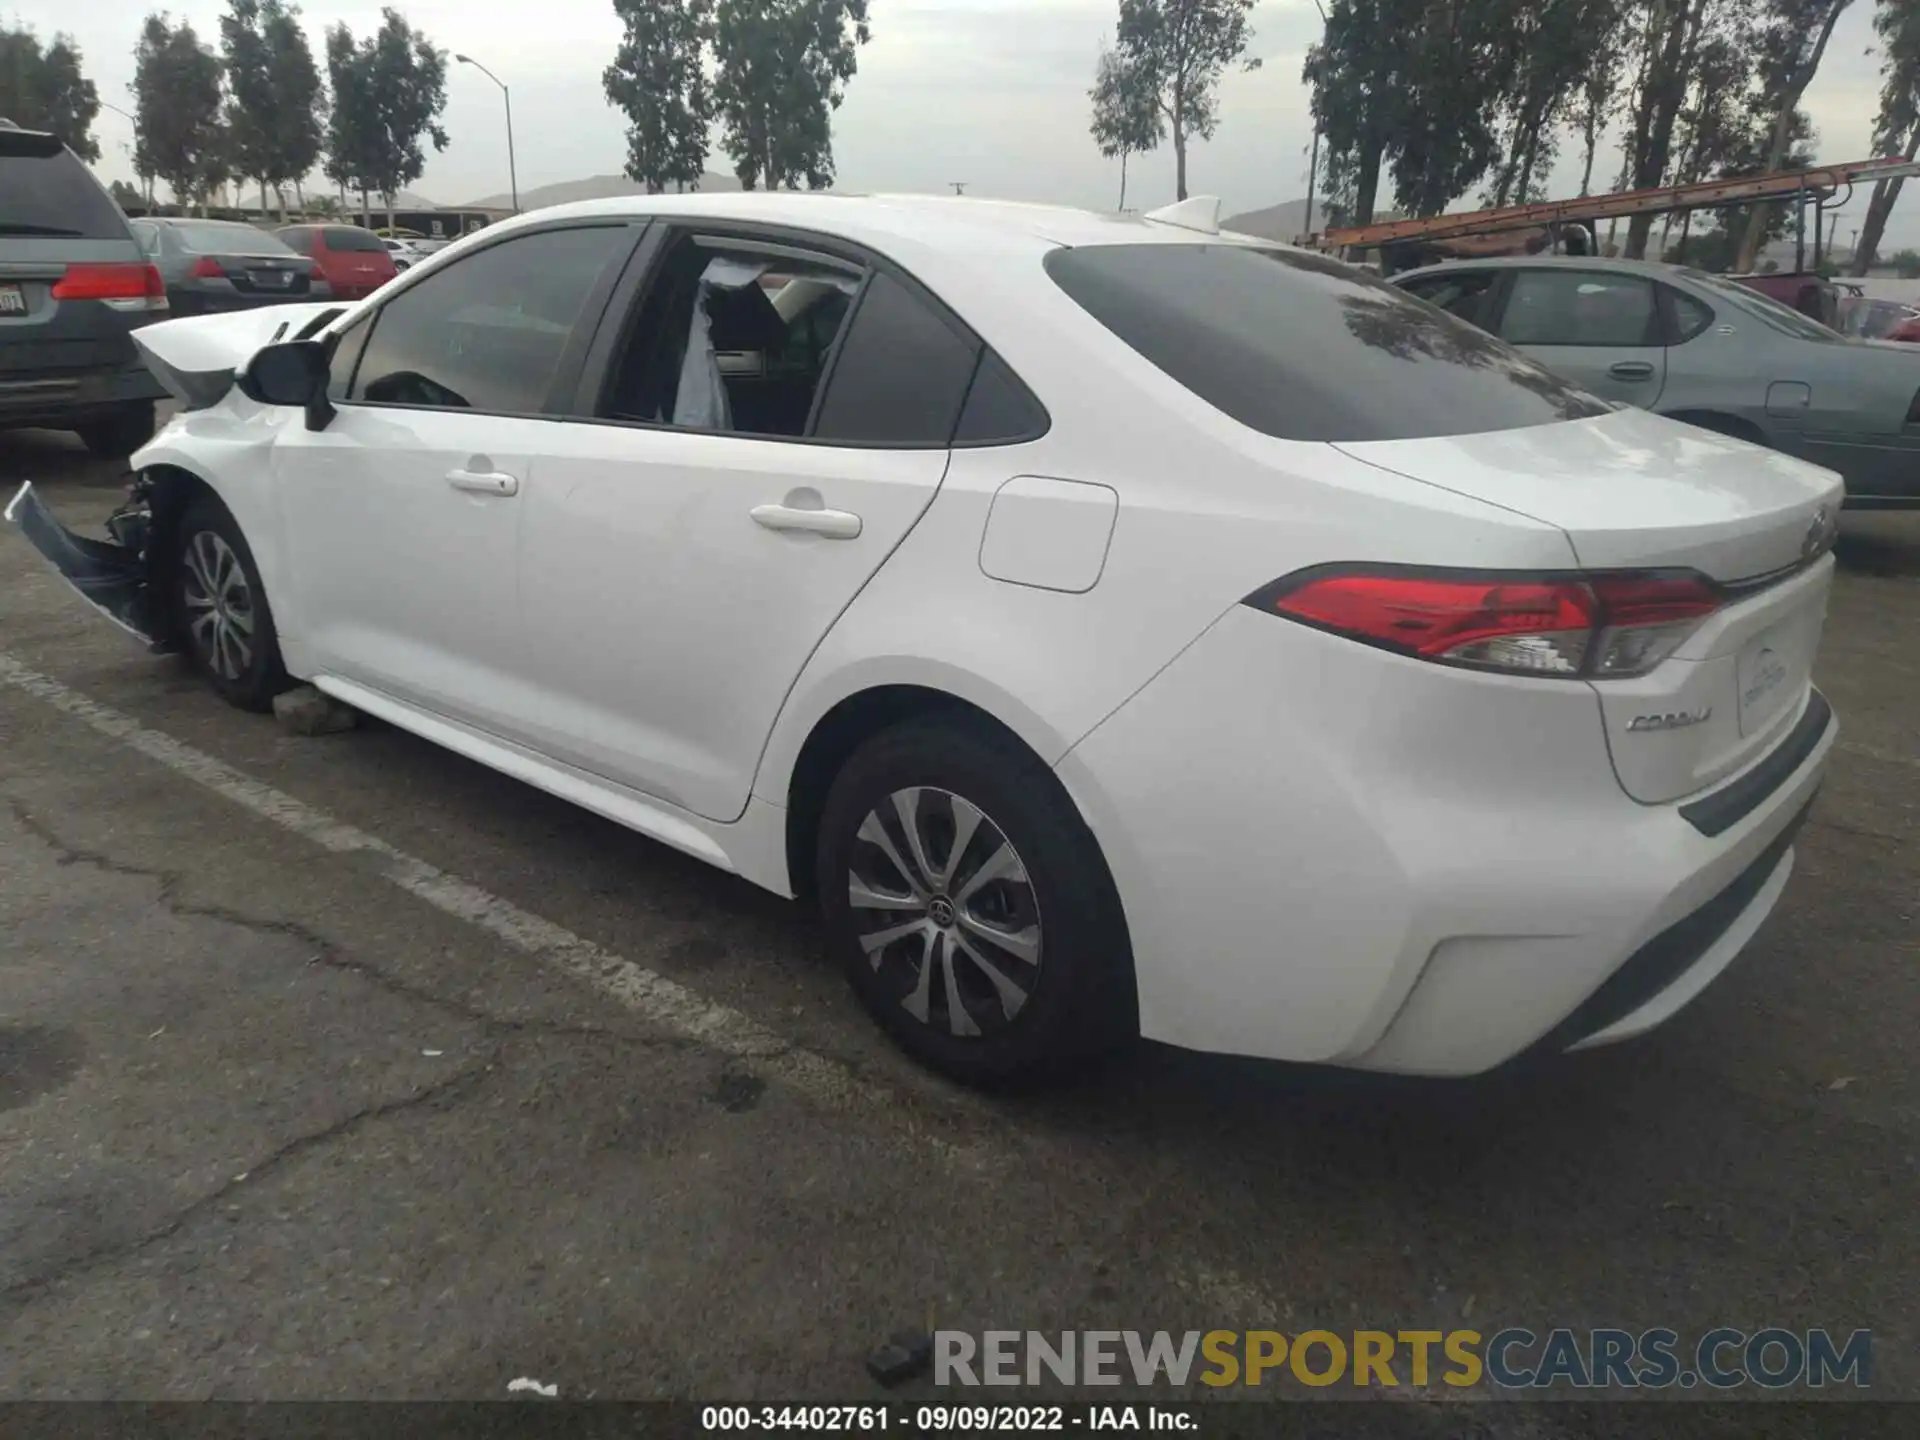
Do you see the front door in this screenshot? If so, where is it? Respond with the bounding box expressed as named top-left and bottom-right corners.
top-left (1496, 267), bottom-right (1669, 409)
top-left (271, 221), bottom-right (639, 737)
top-left (516, 228), bottom-right (987, 822)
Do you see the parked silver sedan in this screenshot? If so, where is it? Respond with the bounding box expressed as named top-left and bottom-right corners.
top-left (1394, 255), bottom-right (1920, 509)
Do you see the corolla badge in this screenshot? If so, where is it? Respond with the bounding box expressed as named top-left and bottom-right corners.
top-left (1627, 706), bottom-right (1713, 733)
top-left (1803, 505), bottom-right (1835, 559)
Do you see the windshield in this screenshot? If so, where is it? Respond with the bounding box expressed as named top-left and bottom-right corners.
top-left (1688, 271), bottom-right (1843, 343)
top-left (170, 222), bottom-right (295, 256)
top-left (1044, 243), bottom-right (1609, 443)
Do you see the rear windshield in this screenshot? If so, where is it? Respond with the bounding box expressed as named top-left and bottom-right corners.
top-left (0, 146), bottom-right (130, 239)
top-left (1689, 271), bottom-right (1843, 344)
top-left (169, 222), bottom-right (295, 256)
top-left (324, 226), bottom-right (386, 253)
top-left (1043, 243), bottom-right (1609, 442)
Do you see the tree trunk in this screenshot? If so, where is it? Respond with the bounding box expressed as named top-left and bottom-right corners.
top-left (1736, 0), bottom-right (1849, 271)
top-left (1517, 127), bottom-right (1541, 205)
top-left (1851, 120), bottom-right (1916, 275)
top-left (1118, 150), bottom-right (1128, 212)
top-left (1625, 0), bottom-right (1704, 259)
top-left (1354, 137), bottom-right (1383, 227)
top-left (1172, 111), bottom-right (1187, 201)
top-left (386, 194), bottom-right (396, 231)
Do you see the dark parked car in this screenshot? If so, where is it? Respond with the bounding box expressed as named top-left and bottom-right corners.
top-left (274, 223), bottom-right (398, 300)
top-left (0, 120), bottom-right (169, 458)
top-left (129, 218), bottom-right (331, 315)
top-left (1394, 255), bottom-right (1920, 509)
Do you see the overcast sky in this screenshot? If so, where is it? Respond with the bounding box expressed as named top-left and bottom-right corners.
top-left (50, 0), bottom-right (1920, 246)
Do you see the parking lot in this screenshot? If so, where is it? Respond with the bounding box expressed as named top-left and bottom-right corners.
top-left (1, 424), bottom-right (1914, 1416)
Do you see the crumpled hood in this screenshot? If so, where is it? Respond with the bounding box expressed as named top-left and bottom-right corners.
top-left (133, 302), bottom-right (343, 409)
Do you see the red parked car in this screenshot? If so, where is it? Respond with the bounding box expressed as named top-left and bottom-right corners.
top-left (273, 224), bottom-right (397, 301)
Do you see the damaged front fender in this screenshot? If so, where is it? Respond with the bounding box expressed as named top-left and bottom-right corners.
top-left (4, 480), bottom-right (178, 653)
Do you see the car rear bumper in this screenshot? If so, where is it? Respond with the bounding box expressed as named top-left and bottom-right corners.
top-left (1055, 604), bottom-right (1836, 1075)
top-left (0, 361), bottom-right (167, 428)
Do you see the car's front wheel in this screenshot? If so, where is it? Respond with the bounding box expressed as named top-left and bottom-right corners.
top-left (172, 499), bottom-right (290, 711)
top-left (816, 717), bottom-right (1136, 1088)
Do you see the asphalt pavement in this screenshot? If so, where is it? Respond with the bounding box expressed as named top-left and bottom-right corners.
top-left (1, 425), bottom-right (1914, 1420)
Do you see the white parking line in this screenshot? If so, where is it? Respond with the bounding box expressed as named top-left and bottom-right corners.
top-left (0, 653), bottom-right (930, 1126)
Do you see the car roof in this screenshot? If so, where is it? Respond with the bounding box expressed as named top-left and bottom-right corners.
top-left (473, 191), bottom-right (1286, 259)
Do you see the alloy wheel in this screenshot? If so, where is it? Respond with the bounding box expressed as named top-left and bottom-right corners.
top-left (846, 785), bottom-right (1043, 1038)
top-left (181, 530), bottom-right (255, 681)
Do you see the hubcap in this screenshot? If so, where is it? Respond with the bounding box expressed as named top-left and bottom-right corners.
top-left (181, 530), bottom-right (255, 681)
top-left (846, 786), bottom-right (1042, 1038)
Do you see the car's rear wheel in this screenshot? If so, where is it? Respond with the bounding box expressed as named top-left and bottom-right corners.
top-left (172, 499), bottom-right (290, 712)
top-left (77, 403), bottom-right (156, 461)
top-left (816, 718), bottom-right (1135, 1088)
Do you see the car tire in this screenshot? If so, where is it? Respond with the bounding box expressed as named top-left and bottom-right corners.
top-left (171, 498), bottom-right (291, 712)
top-left (815, 717), bottom-right (1136, 1088)
top-left (77, 404), bottom-right (156, 461)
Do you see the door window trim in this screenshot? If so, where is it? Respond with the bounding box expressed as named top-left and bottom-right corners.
top-left (330, 217), bottom-right (649, 422)
top-left (563, 217), bottom-right (1050, 451)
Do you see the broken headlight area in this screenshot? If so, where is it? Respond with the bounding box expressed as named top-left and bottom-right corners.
top-left (4, 479), bottom-right (178, 653)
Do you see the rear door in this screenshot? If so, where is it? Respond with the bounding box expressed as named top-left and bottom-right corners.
top-left (1493, 267), bottom-right (1668, 408)
top-left (517, 226), bottom-right (972, 822)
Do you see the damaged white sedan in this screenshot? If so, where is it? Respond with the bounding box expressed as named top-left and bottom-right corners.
top-left (10, 193), bottom-right (1840, 1087)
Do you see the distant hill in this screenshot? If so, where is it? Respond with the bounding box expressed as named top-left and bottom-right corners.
top-left (1222, 199), bottom-right (1311, 242)
top-left (461, 172), bottom-right (744, 212)
top-left (1223, 198), bottom-right (1407, 243)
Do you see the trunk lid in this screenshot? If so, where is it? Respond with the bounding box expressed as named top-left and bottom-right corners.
top-left (131, 302), bottom-right (343, 409)
top-left (210, 253), bottom-right (313, 297)
top-left (1334, 407), bottom-right (1842, 805)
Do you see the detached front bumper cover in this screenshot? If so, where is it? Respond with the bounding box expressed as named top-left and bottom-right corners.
top-left (4, 480), bottom-right (176, 653)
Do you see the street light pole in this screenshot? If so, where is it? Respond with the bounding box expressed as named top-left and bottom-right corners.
top-left (456, 53), bottom-right (518, 214)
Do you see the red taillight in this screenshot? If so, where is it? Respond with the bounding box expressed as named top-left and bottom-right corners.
top-left (1249, 567), bottom-right (1721, 679)
top-left (191, 256), bottom-right (226, 279)
top-left (52, 261), bottom-right (166, 303)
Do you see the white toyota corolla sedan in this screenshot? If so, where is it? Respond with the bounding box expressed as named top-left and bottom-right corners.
top-left (9, 192), bottom-right (1840, 1087)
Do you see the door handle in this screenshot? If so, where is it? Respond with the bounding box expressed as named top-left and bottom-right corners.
top-left (1609, 361), bottom-right (1656, 380)
top-left (445, 468), bottom-right (519, 497)
top-left (750, 503), bottom-right (862, 540)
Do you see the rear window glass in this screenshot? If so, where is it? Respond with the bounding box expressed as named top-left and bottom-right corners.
top-left (1043, 243), bottom-right (1609, 442)
top-left (1689, 271), bottom-right (1842, 344)
top-left (169, 222), bottom-right (294, 255)
top-left (0, 146), bottom-right (130, 239)
top-left (324, 226), bottom-right (386, 253)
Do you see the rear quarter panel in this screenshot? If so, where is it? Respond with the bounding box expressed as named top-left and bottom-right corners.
top-left (752, 252), bottom-right (1583, 811)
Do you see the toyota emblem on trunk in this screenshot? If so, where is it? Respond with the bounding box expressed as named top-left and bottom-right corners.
top-left (1804, 506), bottom-right (1833, 559)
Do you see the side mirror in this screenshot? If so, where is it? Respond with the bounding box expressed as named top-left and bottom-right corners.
top-left (238, 340), bottom-right (326, 406)
top-left (236, 339), bottom-right (335, 431)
